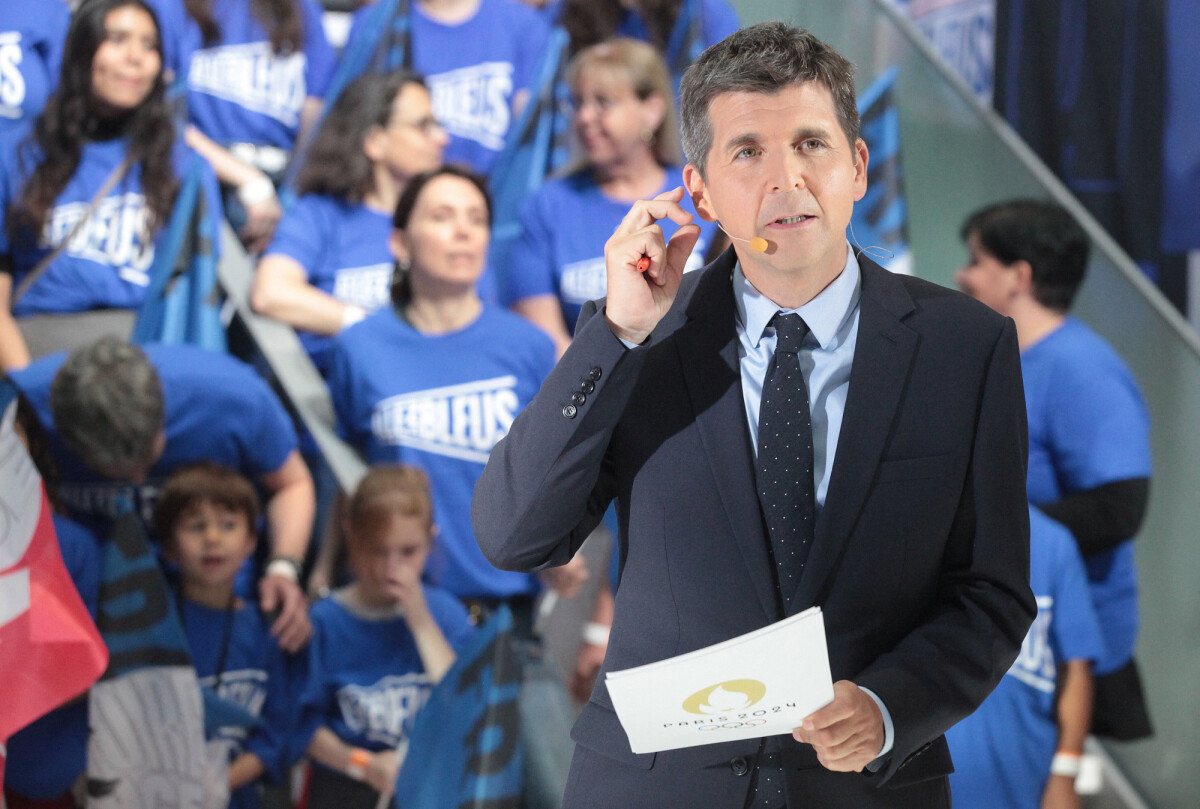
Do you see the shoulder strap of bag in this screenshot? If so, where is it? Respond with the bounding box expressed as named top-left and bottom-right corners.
top-left (12, 152), bottom-right (136, 307)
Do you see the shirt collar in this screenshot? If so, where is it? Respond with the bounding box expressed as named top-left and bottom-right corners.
top-left (734, 244), bottom-right (862, 349)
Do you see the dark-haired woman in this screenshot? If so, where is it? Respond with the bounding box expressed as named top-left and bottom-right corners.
top-left (251, 70), bottom-right (447, 375)
top-left (0, 0), bottom-right (220, 372)
top-left (328, 165), bottom-right (578, 809)
top-left (147, 0), bottom-right (336, 251)
top-left (0, 0), bottom-right (71, 135)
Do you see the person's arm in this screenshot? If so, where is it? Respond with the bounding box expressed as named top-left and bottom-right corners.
top-left (1042, 659), bottom-right (1092, 809)
top-left (251, 254), bottom-right (365, 335)
top-left (228, 751), bottom-right (265, 791)
top-left (1037, 477), bottom-right (1149, 557)
top-left (0, 274), bottom-right (32, 371)
top-left (307, 727), bottom-right (398, 796)
top-left (258, 450), bottom-right (315, 652)
top-left (511, 294), bottom-right (573, 359)
top-left (184, 125), bottom-right (282, 253)
top-left (399, 576), bottom-right (457, 685)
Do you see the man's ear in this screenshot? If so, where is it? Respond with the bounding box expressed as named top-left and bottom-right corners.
top-left (852, 138), bottom-right (869, 202)
top-left (683, 163), bottom-right (716, 222)
top-left (1012, 259), bottom-right (1034, 296)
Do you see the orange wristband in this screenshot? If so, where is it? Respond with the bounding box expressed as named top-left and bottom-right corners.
top-left (347, 747), bottom-right (371, 781)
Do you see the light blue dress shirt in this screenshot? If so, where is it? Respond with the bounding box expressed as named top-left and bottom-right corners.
top-left (733, 246), bottom-right (894, 764)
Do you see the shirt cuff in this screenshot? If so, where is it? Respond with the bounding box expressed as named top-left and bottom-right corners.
top-left (859, 686), bottom-right (894, 771)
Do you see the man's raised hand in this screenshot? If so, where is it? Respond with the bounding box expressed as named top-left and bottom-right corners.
top-left (603, 186), bottom-right (702, 345)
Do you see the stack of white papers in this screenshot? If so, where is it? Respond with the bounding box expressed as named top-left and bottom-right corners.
top-left (605, 607), bottom-right (834, 754)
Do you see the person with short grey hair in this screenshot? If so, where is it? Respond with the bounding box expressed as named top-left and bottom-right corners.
top-left (49, 337), bottom-right (166, 481)
top-left (474, 20), bottom-right (1033, 809)
top-left (11, 335), bottom-right (319, 653)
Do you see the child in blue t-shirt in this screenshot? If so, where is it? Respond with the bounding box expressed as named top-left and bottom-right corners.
top-left (154, 462), bottom-right (293, 809)
top-left (299, 465), bottom-right (474, 807)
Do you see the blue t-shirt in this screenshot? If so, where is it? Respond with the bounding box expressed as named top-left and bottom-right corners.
top-left (328, 306), bottom-right (555, 599)
top-left (149, 0), bottom-right (335, 150)
top-left (0, 0), bottom-right (69, 133)
top-left (503, 167), bottom-right (718, 333)
top-left (346, 0), bottom-right (550, 176)
top-left (1022, 316), bottom-right (1150, 675)
top-left (2, 515), bottom-right (101, 800)
top-left (617, 0), bottom-right (739, 74)
top-left (179, 598), bottom-right (292, 809)
top-left (946, 508), bottom-right (1105, 809)
top-left (262, 194), bottom-right (394, 374)
top-left (9, 344), bottom-right (298, 533)
top-left (299, 586), bottom-right (474, 755)
top-left (0, 133), bottom-right (222, 316)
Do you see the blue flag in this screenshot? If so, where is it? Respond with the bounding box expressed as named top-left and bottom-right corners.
top-left (850, 67), bottom-right (912, 274)
top-left (393, 606), bottom-right (524, 809)
top-left (132, 154), bottom-right (226, 352)
top-left (486, 25), bottom-right (571, 296)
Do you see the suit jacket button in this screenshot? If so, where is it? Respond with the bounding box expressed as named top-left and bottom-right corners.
top-left (580, 379), bottom-right (595, 394)
top-left (588, 366), bottom-right (602, 381)
top-left (730, 756), bottom-right (749, 776)
top-left (562, 404), bottom-right (577, 419)
top-left (571, 391), bottom-right (586, 406)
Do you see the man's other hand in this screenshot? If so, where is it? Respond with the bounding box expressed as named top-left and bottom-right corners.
top-left (792, 680), bottom-right (884, 772)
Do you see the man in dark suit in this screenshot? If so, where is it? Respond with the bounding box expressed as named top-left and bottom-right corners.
top-left (473, 22), bottom-right (1035, 809)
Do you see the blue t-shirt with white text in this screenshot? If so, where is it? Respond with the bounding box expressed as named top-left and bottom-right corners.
top-left (0, 0), bottom-right (70, 132)
top-left (299, 587), bottom-right (474, 756)
top-left (0, 133), bottom-right (221, 315)
top-left (262, 194), bottom-right (394, 374)
top-left (328, 306), bottom-right (554, 599)
top-left (149, 0), bottom-right (335, 150)
top-left (345, 0), bottom-right (550, 176)
top-left (179, 598), bottom-right (293, 809)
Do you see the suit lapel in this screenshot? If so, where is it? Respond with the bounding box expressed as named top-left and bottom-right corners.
top-left (673, 255), bottom-right (778, 623)
top-left (791, 258), bottom-right (919, 611)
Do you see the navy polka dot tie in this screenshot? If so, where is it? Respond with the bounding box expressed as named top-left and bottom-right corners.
top-left (756, 312), bottom-right (815, 612)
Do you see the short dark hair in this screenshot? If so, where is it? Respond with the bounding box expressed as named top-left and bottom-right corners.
top-left (295, 69), bottom-right (427, 203)
top-left (390, 165), bottom-right (492, 306)
top-left (679, 22), bottom-right (859, 176)
top-left (49, 338), bottom-right (164, 479)
top-left (154, 461), bottom-right (260, 544)
top-left (344, 464), bottom-right (434, 552)
top-left (960, 200), bottom-right (1090, 312)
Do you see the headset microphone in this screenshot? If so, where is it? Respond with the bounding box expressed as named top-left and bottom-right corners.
top-left (717, 222), bottom-right (769, 253)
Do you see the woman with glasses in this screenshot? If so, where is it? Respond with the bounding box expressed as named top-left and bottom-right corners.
top-left (502, 38), bottom-right (717, 357)
top-left (251, 70), bottom-right (446, 376)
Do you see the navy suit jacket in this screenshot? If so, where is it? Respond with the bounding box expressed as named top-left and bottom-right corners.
top-left (473, 250), bottom-right (1036, 808)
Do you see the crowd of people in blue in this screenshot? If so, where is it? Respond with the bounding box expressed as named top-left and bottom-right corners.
top-left (0, 1), bottom-right (1155, 809)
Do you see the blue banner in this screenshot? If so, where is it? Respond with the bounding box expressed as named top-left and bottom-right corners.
top-left (851, 67), bottom-right (912, 274)
top-left (393, 607), bottom-right (524, 809)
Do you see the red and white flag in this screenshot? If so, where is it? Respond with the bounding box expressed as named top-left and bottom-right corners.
top-left (0, 394), bottom-right (108, 788)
